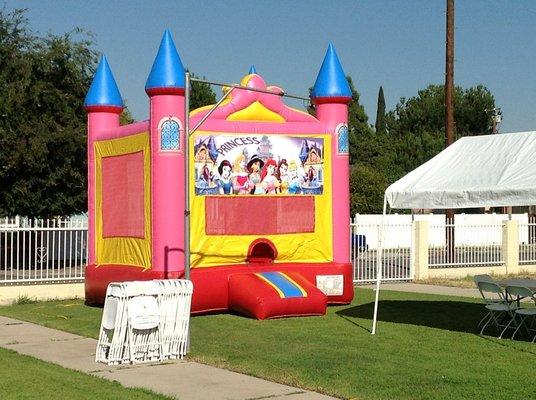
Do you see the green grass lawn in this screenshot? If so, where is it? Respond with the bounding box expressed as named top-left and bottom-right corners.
top-left (0, 347), bottom-right (172, 400)
top-left (1, 288), bottom-right (535, 400)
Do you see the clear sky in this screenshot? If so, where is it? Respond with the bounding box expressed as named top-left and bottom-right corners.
top-left (8, 0), bottom-right (536, 133)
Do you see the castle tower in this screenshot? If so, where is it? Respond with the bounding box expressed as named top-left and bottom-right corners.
top-left (145, 30), bottom-right (186, 276)
top-left (84, 55), bottom-right (124, 265)
top-left (311, 44), bottom-right (352, 264)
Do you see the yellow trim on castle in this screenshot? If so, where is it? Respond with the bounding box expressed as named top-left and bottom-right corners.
top-left (94, 132), bottom-right (152, 269)
top-left (227, 101), bottom-right (285, 122)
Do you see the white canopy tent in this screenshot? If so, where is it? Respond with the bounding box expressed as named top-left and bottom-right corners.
top-left (371, 131), bottom-right (536, 334)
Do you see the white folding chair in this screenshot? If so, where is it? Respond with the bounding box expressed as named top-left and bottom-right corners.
top-left (507, 285), bottom-right (536, 342)
top-left (96, 279), bottom-right (193, 365)
top-left (473, 274), bottom-right (496, 328)
top-left (125, 281), bottom-right (162, 364)
top-left (96, 283), bottom-right (129, 364)
top-left (477, 281), bottom-right (518, 338)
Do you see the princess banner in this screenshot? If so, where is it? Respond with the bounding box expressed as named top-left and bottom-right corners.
top-left (193, 134), bottom-right (325, 196)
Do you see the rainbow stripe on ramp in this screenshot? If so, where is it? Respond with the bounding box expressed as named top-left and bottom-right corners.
top-left (255, 272), bottom-right (308, 299)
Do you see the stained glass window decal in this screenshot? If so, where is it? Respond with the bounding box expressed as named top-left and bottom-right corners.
top-left (337, 123), bottom-right (349, 154)
top-left (160, 118), bottom-right (180, 151)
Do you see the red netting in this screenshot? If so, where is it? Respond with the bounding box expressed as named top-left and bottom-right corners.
top-left (205, 196), bottom-right (315, 235)
top-left (102, 151), bottom-right (145, 238)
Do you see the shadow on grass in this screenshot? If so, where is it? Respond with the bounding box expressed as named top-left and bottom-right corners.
top-left (337, 300), bottom-right (493, 335)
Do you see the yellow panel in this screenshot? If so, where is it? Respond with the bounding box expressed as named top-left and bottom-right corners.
top-left (189, 133), bottom-right (332, 268)
top-left (94, 132), bottom-right (152, 269)
top-left (227, 101), bottom-right (285, 123)
top-left (190, 97), bottom-right (232, 118)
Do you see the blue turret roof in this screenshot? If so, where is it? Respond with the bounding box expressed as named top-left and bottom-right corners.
top-left (312, 44), bottom-right (351, 98)
top-left (248, 65), bottom-right (257, 74)
top-left (84, 55), bottom-right (123, 108)
top-left (145, 29), bottom-right (185, 91)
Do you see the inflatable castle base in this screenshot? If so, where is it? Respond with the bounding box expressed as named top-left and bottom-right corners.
top-left (85, 262), bottom-right (353, 319)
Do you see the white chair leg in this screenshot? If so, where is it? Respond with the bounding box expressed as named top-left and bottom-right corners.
top-left (511, 315), bottom-right (526, 340)
top-left (499, 312), bottom-right (516, 339)
top-left (480, 311), bottom-right (496, 335)
top-left (477, 312), bottom-right (491, 328)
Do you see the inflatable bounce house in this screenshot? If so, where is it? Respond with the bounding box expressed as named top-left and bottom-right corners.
top-left (84, 30), bottom-right (354, 319)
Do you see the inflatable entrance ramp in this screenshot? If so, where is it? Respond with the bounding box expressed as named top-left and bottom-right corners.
top-left (228, 272), bottom-right (327, 319)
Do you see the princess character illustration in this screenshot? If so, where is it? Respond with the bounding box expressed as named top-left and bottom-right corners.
top-left (277, 159), bottom-right (289, 194)
top-left (247, 154), bottom-right (264, 195)
top-left (194, 136), bottom-right (324, 196)
top-left (217, 160), bottom-right (233, 195)
top-left (287, 160), bottom-right (302, 194)
top-left (232, 153), bottom-right (254, 194)
top-left (261, 158), bottom-right (280, 194)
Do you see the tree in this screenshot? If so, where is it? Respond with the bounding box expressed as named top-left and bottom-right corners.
top-left (0, 8), bottom-right (99, 218)
top-left (375, 86), bottom-right (386, 134)
top-left (188, 72), bottom-right (216, 111)
top-left (308, 75), bottom-right (389, 213)
top-left (347, 76), bottom-right (373, 165)
top-left (120, 106), bottom-right (135, 125)
top-left (392, 131), bottom-right (443, 177)
top-left (345, 79), bottom-right (399, 214)
top-left (456, 85), bottom-right (496, 136)
top-left (388, 84), bottom-right (495, 139)
top-left (349, 164), bottom-right (388, 215)
top-left (387, 83), bottom-right (496, 175)
top-left (351, 83), bottom-right (496, 213)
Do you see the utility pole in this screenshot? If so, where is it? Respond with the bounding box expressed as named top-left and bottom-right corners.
top-left (445, 0), bottom-right (455, 262)
top-left (485, 107), bottom-right (502, 134)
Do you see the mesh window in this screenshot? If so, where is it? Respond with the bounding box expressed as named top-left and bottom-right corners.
top-left (102, 151), bottom-right (145, 238)
top-left (205, 196), bottom-right (315, 235)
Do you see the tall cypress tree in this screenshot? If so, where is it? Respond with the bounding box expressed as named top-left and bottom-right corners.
top-left (375, 86), bottom-right (387, 134)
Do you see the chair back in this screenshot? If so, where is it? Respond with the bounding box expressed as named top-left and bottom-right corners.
top-left (505, 285), bottom-right (535, 300)
top-left (477, 281), bottom-right (506, 303)
top-left (474, 274), bottom-right (494, 284)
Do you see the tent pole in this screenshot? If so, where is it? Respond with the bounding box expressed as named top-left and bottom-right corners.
top-left (371, 196), bottom-right (388, 335)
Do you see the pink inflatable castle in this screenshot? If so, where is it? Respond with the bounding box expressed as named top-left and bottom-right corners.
top-left (84, 30), bottom-right (354, 319)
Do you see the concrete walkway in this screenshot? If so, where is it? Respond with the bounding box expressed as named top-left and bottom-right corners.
top-left (0, 316), bottom-right (336, 400)
top-left (363, 282), bottom-right (481, 298)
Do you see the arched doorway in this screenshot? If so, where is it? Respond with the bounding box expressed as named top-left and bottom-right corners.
top-left (247, 238), bottom-right (277, 264)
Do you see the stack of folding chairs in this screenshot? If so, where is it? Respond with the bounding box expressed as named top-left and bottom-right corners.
top-left (95, 279), bottom-right (193, 365)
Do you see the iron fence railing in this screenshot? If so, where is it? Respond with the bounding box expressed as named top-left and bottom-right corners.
top-left (519, 217), bottom-right (536, 265)
top-left (428, 218), bottom-right (504, 268)
top-left (351, 221), bottom-right (413, 283)
top-left (0, 217), bottom-right (88, 284)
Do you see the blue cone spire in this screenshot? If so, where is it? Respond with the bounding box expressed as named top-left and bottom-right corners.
top-left (84, 55), bottom-right (123, 108)
top-left (145, 29), bottom-right (185, 91)
top-left (312, 43), bottom-right (351, 99)
top-left (248, 65), bottom-right (257, 74)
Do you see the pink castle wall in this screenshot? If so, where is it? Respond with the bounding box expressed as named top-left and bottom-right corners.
top-left (149, 94), bottom-right (185, 275)
top-left (316, 102), bottom-right (350, 263)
